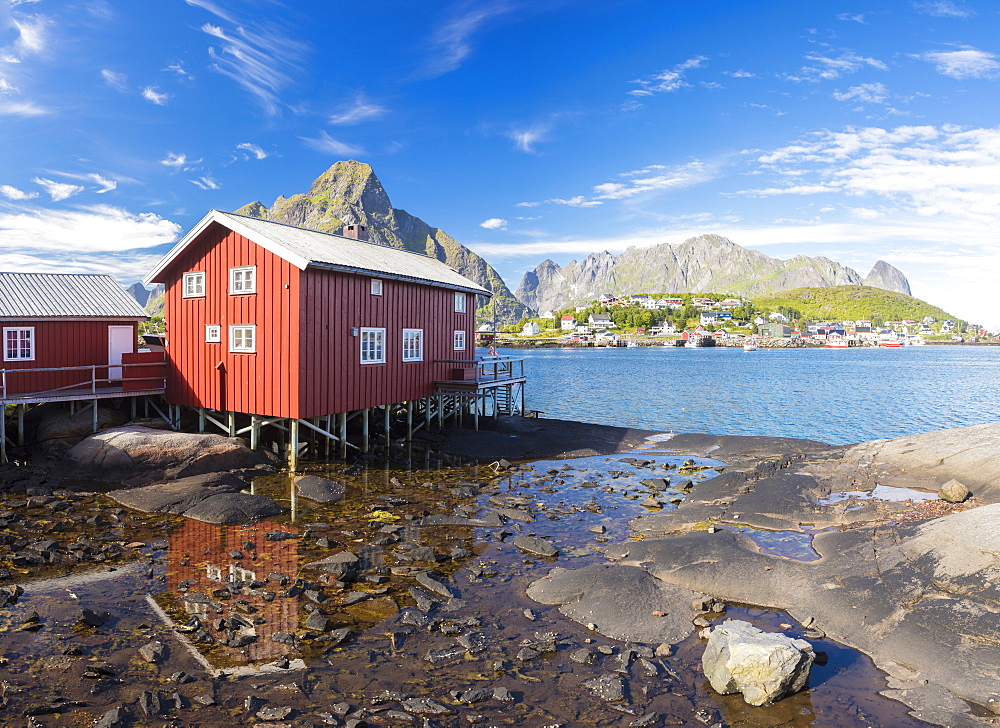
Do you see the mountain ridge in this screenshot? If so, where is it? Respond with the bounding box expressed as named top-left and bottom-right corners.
top-left (515, 234), bottom-right (911, 313)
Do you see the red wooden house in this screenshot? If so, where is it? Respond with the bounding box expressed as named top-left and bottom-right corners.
top-left (0, 272), bottom-right (149, 399)
top-left (143, 210), bottom-right (493, 457)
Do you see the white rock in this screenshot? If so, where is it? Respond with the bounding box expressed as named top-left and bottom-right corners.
top-left (702, 619), bottom-right (815, 706)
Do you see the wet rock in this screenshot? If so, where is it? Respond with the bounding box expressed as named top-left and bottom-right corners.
top-left (415, 572), bottom-right (455, 599)
top-left (939, 479), bottom-right (970, 503)
top-left (456, 631), bottom-right (488, 653)
top-left (295, 475), bottom-right (347, 503)
top-left (257, 705), bottom-right (293, 720)
top-left (74, 607), bottom-right (110, 627)
top-left (305, 612), bottom-right (330, 632)
top-left (193, 695), bottom-right (216, 706)
top-left (342, 591), bottom-right (369, 605)
top-left (512, 535), bottom-right (558, 557)
top-left (630, 713), bottom-right (659, 727)
top-left (137, 640), bottom-right (166, 663)
top-left (425, 646), bottom-right (466, 663)
top-left (583, 673), bottom-right (626, 702)
top-left (138, 690), bottom-right (161, 717)
top-left (455, 686), bottom-right (494, 704)
top-left (400, 697), bottom-right (452, 715)
top-left (328, 627), bottom-right (352, 646)
top-left (702, 619), bottom-right (815, 706)
top-left (523, 608), bottom-right (536, 621)
top-left (304, 551), bottom-right (359, 580)
top-left (93, 705), bottom-right (130, 728)
top-left (640, 478), bottom-right (669, 491)
top-left (181, 492), bottom-right (284, 524)
top-left (570, 648), bottom-right (597, 665)
top-left (516, 647), bottom-right (541, 661)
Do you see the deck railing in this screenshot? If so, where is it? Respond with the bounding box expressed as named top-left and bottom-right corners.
top-left (0, 360), bottom-right (167, 401)
top-left (435, 355), bottom-right (526, 384)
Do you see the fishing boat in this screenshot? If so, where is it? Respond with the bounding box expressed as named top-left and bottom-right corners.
top-left (825, 335), bottom-right (849, 349)
top-left (743, 341), bottom-right (758, 352)
top-left (879, 339), bottom-right (904, 347)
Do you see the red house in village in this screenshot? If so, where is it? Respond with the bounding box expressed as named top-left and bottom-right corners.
top-left (143, 210), bottom-right (495, 458)
top-left (0, 272), bottom-right (149, 398)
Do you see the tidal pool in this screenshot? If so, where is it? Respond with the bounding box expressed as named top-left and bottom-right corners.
top-left (0, 448), bottom-right (931, 727)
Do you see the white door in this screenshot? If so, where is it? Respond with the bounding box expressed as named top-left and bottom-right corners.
top-left (108, 325), bottom-right (133, 381)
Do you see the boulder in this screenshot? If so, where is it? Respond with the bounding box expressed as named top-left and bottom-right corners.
top-left (108, 472), bottom-right (284, 524)
top-left (29, 403), bottom-right (131, 459)
top-left (939, 479), bottom-right (970, 503)
top-left (702, 619), bottom-right (814, 706)
top-left (181, 493), bottom-right (284, 525)
top-left (56, 425), bottom-right (269, 482)
top-left (295, 475), bottom-right (346, 503)
top-left (304, 551), bottom-right (360, 580)
top-left (512, 535), bottom-right (558, 557)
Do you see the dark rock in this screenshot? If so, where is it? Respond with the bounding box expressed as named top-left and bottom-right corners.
top-left (296, 475), bottom-right (347, 503)
top-left (570, 648), bottom-right (597, 665)
top-left (74, 607), bottom-right (110, 627)
top-left (304, 551), bottom-right (359, 579)
top-left (584, 673), bottom-right (626, 702)
top-left (137, 640), bottom-right (166, 663)
top-left (400, 697), bottom-right (452, 715)
top-left (138, 690), bottom-right (161, 717)
top-left (416, 572), bottom-right (455, 598)
top-left (456, 631), bottom-right (488, 653)
top-left (512, 535), bottom-right (558, 557)
top-left (306, 612), bottom-right (331, 632)
top-left (93, 706), bottom-right (130, 728)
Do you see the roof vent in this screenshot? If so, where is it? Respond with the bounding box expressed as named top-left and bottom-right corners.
top-left (342, 224), bottom-right (369, 241)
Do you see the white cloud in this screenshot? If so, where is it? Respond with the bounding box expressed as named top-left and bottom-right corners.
top-left (299, 130), bottom-right (365, 157)
top-left (0, 78), bottom-right (18, 94)
top-left (328, 95), bottom-right (387, 125)
top-left (101, 69), bottom-right (128, 91)
top-left (236, 142), bottom-right (267, 160)
top-left (189, 2), bottom-right (307, 116)
top-left (837, 13), bottom-right (867, 23)
top-left (160, 152), bottom-right (201, 168)
top-left (419, 2), bottom-right (513, 78)
top-left (832, 82), bottom-right (889, 104)
top-left (480, 218), bottom-right (508, 230)
top-left (918, 48), bottom-right (1000, 79)
top-left (516, 201), bottom-right (541, 207)
top-left (11, 15), bottom-right (48, 56)
top-left (0, 99), bottom-right (47, 116)
top-left (913, 1), bottom-right (973, 18)
top-left (785, 51), bottom-right (887, 82)
top-left (32, 177), bottom-right (84, 201)
top-left (44, 171), bottom-right (119, 194)
top-left (164, 62), bottom-right (193, 79)
top-left (189, 175), bottom-right (220, 190)
top-left (508, 123), bottom-right (551, 153)
top-left (0, 185), bottom-right (37, 200)
top-left (142, 86), bottom-right (170, 105)
top-left (549, 196), bottom-right (603, 208)
top-left (726, 70), bottom-right (755, 78)
top-left (629, 56), bottom-right (708, 96)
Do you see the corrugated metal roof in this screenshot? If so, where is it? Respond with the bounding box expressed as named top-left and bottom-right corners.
top-left (144, 210), bottom-right (491, 296)
top-left (0, 273), bottom-right (149, 319)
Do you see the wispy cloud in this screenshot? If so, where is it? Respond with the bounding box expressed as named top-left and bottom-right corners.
top-left (550, 196), bottom-right (603, 208)
top-left (142, 86), bottom-right (170, 105)
top-left (832, 82), bottom-right (889, 104)
top-left (0, 100), bottom-right (48, 116)
top-left (480, 218), bottom-right (508, 229)
top-left (188, 0), bottom-right (307, 116)
top-left (913, 1), bottom-right (973, 18)
top-left (32, 177), bottom-right (84, 201)
top-left (236, 142), bottom-right (268, 160)
top-left (164, 62), bottom-right (194, 80)
top-left (300, 130), bottom-right (365, 157)
top-left (189, 175), bottom-right (221, 190)
top-left (101, 69), bottom-right (128, 91)
top-left (917, 48), bottom-right (1000, 79)
top-left (628, 56), bottom-right (708, 97)
top-left (837, 13), bottom-right (868, 23)
top-left (160, 152), bottom-right (202, 168)
top-left (519, 161), bottom-right (714, 208)
top-left (784, 50), bottom-right (887, 82)
top-left (328, 94), bottom-right (387, 125)
top-left (11, 15), bottom-right (49, 56)
top-left (43, 171), bottom-right (119, 194)
top-left (0, 185), bottom-right (38, 200)
top-left (419, 1), bottom-right (514, 78)
top-left (508, 122), bottom-right (551, 153)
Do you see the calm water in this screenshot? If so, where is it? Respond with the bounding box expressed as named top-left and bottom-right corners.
top-left (494, 345), bottom-right (1000, 445)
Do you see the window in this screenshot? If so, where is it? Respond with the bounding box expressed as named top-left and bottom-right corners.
top-left (3, 327), bottom-right (34, 361)
top-left (230, 325), bottom-right (256, 353)
top-left (454, 292), bottom-right (466, 313)
top-left (360, 327), bottom-right (385, 364)
top-left (230, 266), bottom-right (256, 294)
top-left (183, 272), bottom-right (205, 298)
top-left (402, 328), bottom-right (423, 362)
top-left (453, 330), bottom-right (466, 351)
top-left (205, 325), bottom-right (221, 343)
top-left (370, 278), bottom-right (383, 295)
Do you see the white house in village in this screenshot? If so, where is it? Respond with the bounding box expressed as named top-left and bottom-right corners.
top-left (588, 313), bottom-right (616, 329)
top-left (769, 312), bottom-right (790, 323)
top-left (560, 315), bottom-right (576, 331)
top-left (521, 321), bottom-right (541, 336)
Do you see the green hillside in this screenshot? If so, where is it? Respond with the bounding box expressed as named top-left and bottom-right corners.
top-left (752, 285), bottom-right (957, 323)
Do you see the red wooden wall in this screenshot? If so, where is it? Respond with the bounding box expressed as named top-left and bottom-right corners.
top-left (161, 221), bottom-right (479, 419)
top-left (0, 320), bottom-right (138, 395)
top-left (297, 269), bottom-right (476, 417)
top-left (163, 223), bottom-right (301, 417)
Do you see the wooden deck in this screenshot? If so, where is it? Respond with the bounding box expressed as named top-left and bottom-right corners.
top-left (434, 356), bottom-right (527, 419)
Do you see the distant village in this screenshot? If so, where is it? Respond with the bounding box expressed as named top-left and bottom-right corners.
top-left (489, 292), bottom-right (994, 346)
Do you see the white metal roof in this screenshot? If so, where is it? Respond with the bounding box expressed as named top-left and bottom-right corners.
top-left (144, 210), bottom-right (491, 296)
top-left (0, 273), bottom-right (148, 320)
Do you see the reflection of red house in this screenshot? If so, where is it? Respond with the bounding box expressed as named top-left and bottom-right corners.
top-left (166, 519), bottom-right (299, 664)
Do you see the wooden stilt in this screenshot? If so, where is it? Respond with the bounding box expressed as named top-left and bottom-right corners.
top-left (384, 405), bottom-right (391, 443)
top-left (130, 398), bottom-right (136, 420)
top-left (424, 396), bottom-right (431, 431)
top-left (92, 399), bottom-right (98, 432)
top-left (0, 408), bottom-right (6, 463)
top-left (198, 407), bottom-right (205, 433)
top-left (250, 414), bottom-right (259, 450)
top-left (324, 414), bottom-right (332, 460)
top-left (474, 395), bottom-right (479, 431)
top-left (339, 411), bottom-right (347, 459)
top-left (362, 408), bottom-right (369, 454)
top-left (289, 418), bottom-right (299, 472)
top-left (227, 411), bottom-right (236, 437)
top-left (17, 404), bottom-right (24, 446)
top-left (406, 401), bottom-right (413, 441)
top-left (437, 394), bottom-right (443, 430)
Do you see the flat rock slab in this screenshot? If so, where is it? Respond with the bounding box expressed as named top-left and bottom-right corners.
top-left (526, 563), bottom-right (698, 645)
top-left (295, 475), bottom-right (346, 503)
top-left (109, 472), bottom-right (283, 524)
top-left (512, 535), bottom-right (557, 557)
top-left (56, 425), bottom-right (269, 482)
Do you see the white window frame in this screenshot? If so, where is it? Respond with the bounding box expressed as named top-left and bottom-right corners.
top-left (454, 291), bottom-right (466, 313)
top-left (230, 265), bottom-right (256, 295)
top-left (205, 324), bottom-right (221, 343)
top-left (453, 330), bottom-right (466, 351)
top-left (183, 271), bottom-right (205, 298)
top-left (229, 325), bottom-right (256, 353)
top-left (402, 328), bottom-right (423, 362)
top-left (360, 327), bottom-right (385, 364)
top-left (3, 327), bottom-right (34, 361)
top-left (370, 278), bottom-right (383, 296)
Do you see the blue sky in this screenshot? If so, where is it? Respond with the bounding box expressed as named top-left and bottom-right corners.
top-left (2, 0), bottom-right (999, 328)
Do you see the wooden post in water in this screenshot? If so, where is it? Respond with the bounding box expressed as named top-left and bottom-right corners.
top-left (92, 399), bottom-right (98, 433)
top-left (227, 411), bottom-right (236, 437)
top-left (289, 418), bottom-right (299, 473)
top-left (198, 407), bottom-right (205, 433)
top-left (383, 405), bottom-right (391, 444)
top-left (406, 400), bottom-right (413, 441)
top-left (339, 411), bottom-right (347, 459)
top-left (250, 414), bottom-right (259, 450)
top-left (16, 404), bottom-right (24, 446)
top-left (362, 408), bottom-right (369, 453)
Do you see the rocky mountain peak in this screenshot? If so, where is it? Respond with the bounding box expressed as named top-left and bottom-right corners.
top-left (864, 260), bottom-right (911, 296)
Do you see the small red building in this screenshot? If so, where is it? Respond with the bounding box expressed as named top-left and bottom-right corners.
top-left (0, 272), bottom-right (149, 398)
top-left (143, 210), bottom-right (491, 450)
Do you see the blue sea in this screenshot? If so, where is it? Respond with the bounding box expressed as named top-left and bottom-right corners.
top-left (490, 345), bottom-right (1000, 445)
